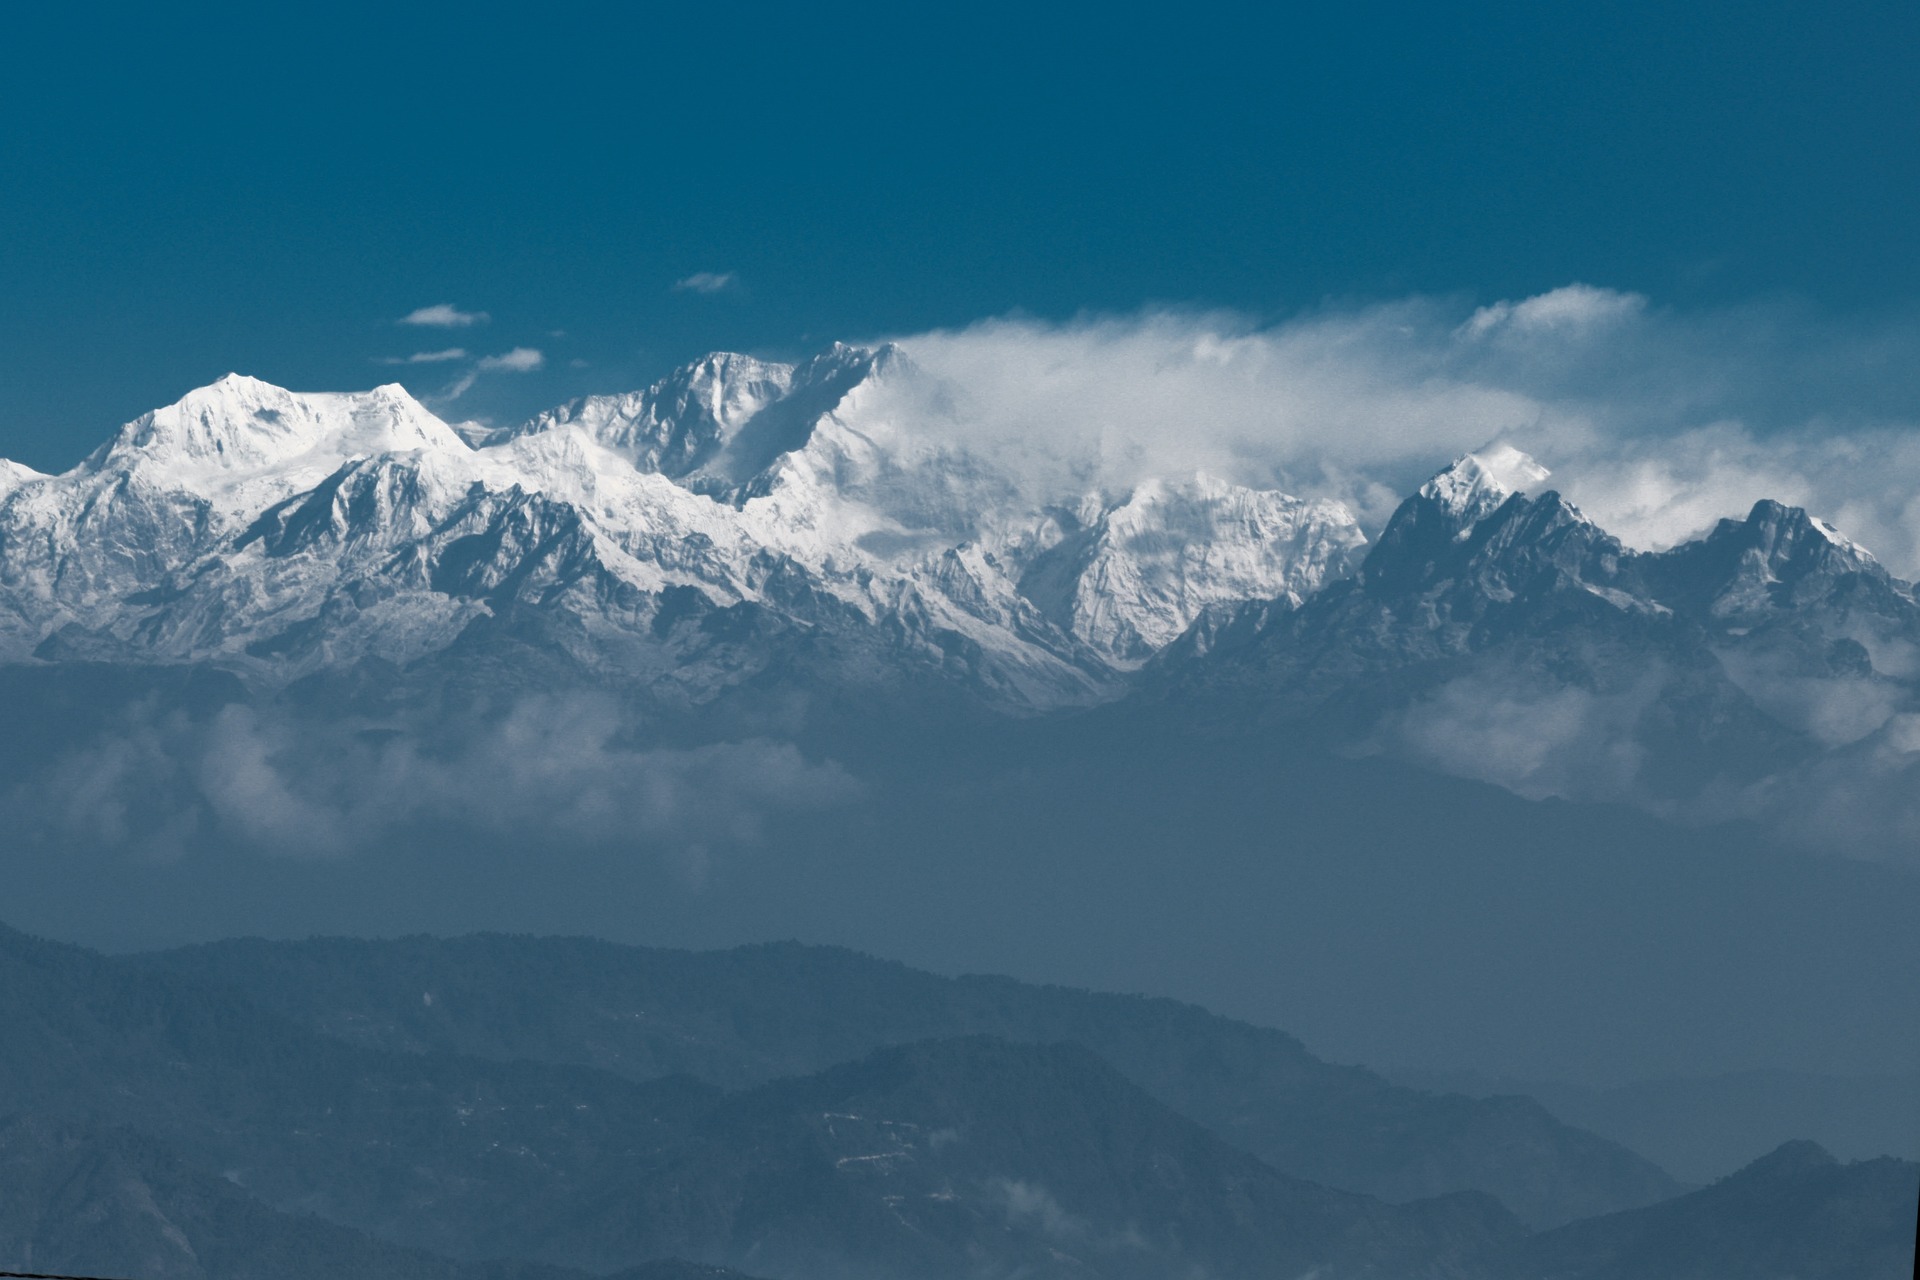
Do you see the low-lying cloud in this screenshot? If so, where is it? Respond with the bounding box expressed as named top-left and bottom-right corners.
top-left (8, 695), bottom-right (861, 873)
top-left (1383, 668), bottom-right (1661, 806)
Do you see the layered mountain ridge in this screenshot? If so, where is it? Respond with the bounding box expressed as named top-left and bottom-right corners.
top-left (4, 922), bottom-right (1912, 1280)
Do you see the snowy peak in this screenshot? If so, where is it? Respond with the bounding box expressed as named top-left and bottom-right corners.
top-left (511, 351), bottom-right (795, 475)
top-left (506, 343), bottom-right (898, 491)
top-left (86, 374), bottom-right (465, 495)
top-left (696, 342), bottom-right (899, 492)
top-left (1361, 448), bottom-right (1636, 615)
top-left (1368, 445), bottom-right (1559, 592)
top-left (1417, 444), bottom-right (1552, 530)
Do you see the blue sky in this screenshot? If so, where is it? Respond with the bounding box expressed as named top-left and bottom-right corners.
top-left (2, 0), bottom-right (1916, 469)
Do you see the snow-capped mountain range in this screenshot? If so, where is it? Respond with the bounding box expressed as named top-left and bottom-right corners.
top-left (0, 346), bottom-right (1364, 705)
top-left (5, 344), bottom-right (1918, 749)
top-left (4, 342), bottom-right (1920, 844)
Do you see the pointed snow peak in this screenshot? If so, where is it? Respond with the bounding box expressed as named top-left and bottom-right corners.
top-left (1367, 446), bottom-right (1565, 591)
top-left (687, 343), bottom-right (903, 490)
top-left (366, 380), bottom-right (424, 404)
top-left (1110, 471), bottom-right (1302, 519)
top-left (1418, 444), bottom-right (1551, 524)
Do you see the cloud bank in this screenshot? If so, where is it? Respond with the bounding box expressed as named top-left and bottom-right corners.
top-left (881, 288), bottom-right (1920, 574)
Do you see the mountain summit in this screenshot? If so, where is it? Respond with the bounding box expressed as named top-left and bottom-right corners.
top-left (1417, 443), bottom-right (1552, 530)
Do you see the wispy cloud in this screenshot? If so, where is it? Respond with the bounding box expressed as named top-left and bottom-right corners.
top-left (438, 347), bottom-right (547, 401)
top-left (376, 348), bottom-right (469, 365)
top-left (400, 303), bottom-right (490, 328)
top-left (673, 271), bottom-right (738, 295)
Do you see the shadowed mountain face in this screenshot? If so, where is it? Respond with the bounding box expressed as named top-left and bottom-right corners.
top-left (0, 923), bottom-right (1525, 1279)
top-left (531, 1036), bottom-right (1527, 1280)
top-left (0, 1115), bottom-right (548, 1280)
top-left (1507, 1141), bottom-right (1920, 1280)
top-left (0, 1115), bottom-right (760, 1280)
top-left (4, 923), bottom-right (1914, 1279)
top-left (1389, 1065), bottom-right (1920, 1184)
top-left (136, 932), bottom-right (1679, 1229)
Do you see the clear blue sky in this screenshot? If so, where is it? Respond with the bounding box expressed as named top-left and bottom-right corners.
top-left (3, 0), bottom-right (1916, 469)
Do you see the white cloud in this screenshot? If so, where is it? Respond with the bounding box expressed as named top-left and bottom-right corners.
top-left (377, 348), bottom-right (469, 365)
top-left (673, 271), bottom-right (738, 294)
top-left (400, 303), bottom-right (490, 328)
top-left (478, 346), bottom-right (545, 372)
